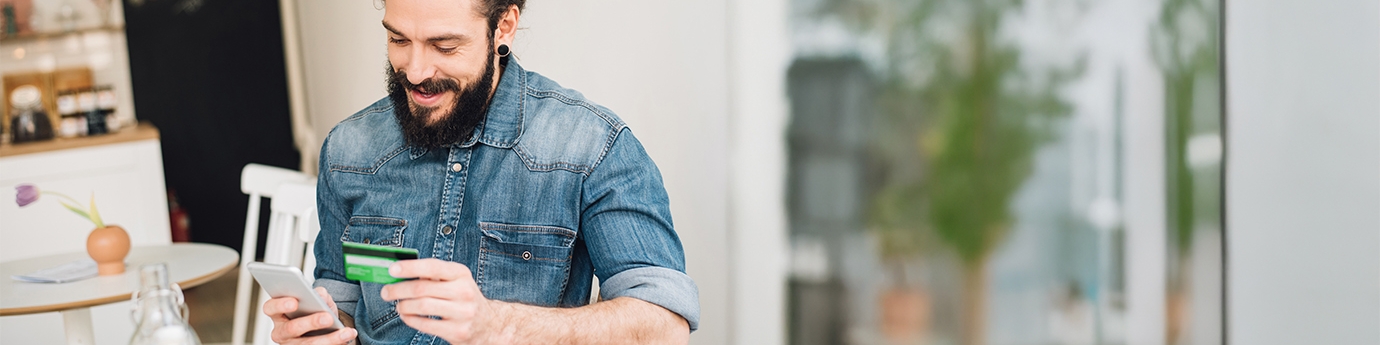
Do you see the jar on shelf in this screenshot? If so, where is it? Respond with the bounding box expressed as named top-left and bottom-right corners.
top-left (96, 85), bottom-right (119, 132)
top-left (56, 89), bottom-right (85, 137)
top-left (77, 87), bottom-right (107, 135)
top-left (8, 85), bottom-right (55, 143)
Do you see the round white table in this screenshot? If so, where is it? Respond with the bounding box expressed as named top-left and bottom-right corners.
top-left (0, 243), bottom-right (238, 344)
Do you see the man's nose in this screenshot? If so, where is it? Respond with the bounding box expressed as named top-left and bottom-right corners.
top-left (403, 50), bottom-right (437, 85)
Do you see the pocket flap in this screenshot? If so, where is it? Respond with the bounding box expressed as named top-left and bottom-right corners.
top-left (342, 216), bottom-right (407, 247)
top-left (478, 222), bottom-right (576, 248)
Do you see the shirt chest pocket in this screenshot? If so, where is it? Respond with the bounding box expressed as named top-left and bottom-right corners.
top-left (475, 222), bottom-right (576, 307)
top-left (341, 216), bottom-right (406, 247)
top-left (340, 216), bottom-right (409, 331)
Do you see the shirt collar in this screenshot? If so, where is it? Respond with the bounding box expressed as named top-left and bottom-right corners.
top-left (458, 57), bottom-right (525, 149)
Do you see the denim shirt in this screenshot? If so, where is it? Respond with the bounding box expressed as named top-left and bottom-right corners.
top-left (311, 59), bottom-right (700, 344)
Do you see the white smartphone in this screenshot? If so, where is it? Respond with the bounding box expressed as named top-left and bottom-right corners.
top-left (247, 262), bottom-right (345, 337)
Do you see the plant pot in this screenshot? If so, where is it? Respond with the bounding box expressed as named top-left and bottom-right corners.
top-left (879, 287), bottom-right (932, 343)
top-left (87, 225), bottom-right (130, 275)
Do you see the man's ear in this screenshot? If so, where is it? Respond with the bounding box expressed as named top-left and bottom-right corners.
top-left (494, 5), bottom-right (520, 47)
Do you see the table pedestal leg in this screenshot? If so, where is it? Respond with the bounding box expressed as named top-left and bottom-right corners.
top-left (61, 307), bottom-right (95, 345)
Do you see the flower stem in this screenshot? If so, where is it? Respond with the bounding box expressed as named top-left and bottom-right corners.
top-left (41, 191), bottom-right (101, 227)
top-left (42, 191), bottom-right (83, 207)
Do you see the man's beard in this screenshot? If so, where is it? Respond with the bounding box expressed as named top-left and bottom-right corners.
top-left (386, 49), bottom-right (497, 149)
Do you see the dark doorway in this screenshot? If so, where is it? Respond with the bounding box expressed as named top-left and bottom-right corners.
top-left (122, 0), bottom-right (299, 255)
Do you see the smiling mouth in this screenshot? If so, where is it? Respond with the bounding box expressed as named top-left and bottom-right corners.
top-left (409, 88), bottom-right (446, 106)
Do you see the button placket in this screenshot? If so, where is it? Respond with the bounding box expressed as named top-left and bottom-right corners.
top-left (431, 148), bottom-right (472, 263)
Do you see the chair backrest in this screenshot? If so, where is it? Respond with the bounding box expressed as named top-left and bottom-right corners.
top-left (232, 164), bottom-right (313, 345)
top-left (262, 182), bottom-right (318, 271)
top-left (250, 181), bottom-right (320, 345)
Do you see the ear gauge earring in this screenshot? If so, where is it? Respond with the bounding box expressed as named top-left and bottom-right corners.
top-left (497, 44), bottom-right (511, 57)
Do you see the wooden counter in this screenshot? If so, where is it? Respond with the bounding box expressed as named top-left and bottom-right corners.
top-left (0, 122), bottom-right (160, 158)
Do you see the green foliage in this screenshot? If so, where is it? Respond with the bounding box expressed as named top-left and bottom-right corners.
top-left (824, 0), bottom-right (1082, 266)
top-left (1151, 0), bottom-right (1220, 256)
top-left (920, 44), bottom-right (1080, 266)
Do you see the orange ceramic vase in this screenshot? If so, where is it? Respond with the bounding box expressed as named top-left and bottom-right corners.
top-left (87, 225), bottom-right (130, 275)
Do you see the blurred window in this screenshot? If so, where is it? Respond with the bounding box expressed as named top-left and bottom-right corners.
top-left (785, 0), bottom-right (1222, 344)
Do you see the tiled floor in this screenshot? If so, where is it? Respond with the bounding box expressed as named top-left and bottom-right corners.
top-left (184, 267), bottom-right (251, 344)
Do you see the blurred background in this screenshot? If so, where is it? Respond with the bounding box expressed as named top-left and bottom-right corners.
top-left (1, 0), bottom-right (1377, 344)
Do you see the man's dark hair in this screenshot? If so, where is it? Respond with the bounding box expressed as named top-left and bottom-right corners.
top-left (478, 0), bottom-right (525, 34)
top-left (379, 0), bottom-right (525, 36)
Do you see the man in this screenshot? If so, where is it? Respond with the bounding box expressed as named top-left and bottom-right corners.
top-left (260, 1), bottom-right (699, 344)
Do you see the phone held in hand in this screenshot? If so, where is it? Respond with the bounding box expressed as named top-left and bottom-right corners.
top-left (342, 241), bottom-right (419, 284)
top-left (245, 262), bottom-right (345, 337)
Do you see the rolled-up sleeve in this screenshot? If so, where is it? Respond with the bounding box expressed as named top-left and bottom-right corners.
top-left (581, 129), bottom-right (700, 331)
top-left (312, 277), bottom-right (360, 317)
top-left (599, 267), bottom-right (700, 331)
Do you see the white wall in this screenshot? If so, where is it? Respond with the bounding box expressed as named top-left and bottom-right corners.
top-left (290, 1), bottom-right (790, 344)
top-left (292, 0), bottom-right (389, 171)
top-left (516, 2), bottom-right (731, 343)
top-left (1225, 0), bottom-right (1380, 344)
top-left (726, 0), bottom-right (791, 344)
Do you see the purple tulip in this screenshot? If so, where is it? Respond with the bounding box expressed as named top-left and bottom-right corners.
top-left (15, 184), bottom-right (39, 207)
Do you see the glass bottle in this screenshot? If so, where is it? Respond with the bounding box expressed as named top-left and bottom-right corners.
top-left (129, 263), bottom-right (202, 345)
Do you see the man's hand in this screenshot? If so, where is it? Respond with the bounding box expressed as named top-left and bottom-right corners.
top-left (381, 258), bottom-right (504, 345)
top-left (380, 259), bottom-right (689, 345)
top-left (262, 287), bottom-right (358, 344)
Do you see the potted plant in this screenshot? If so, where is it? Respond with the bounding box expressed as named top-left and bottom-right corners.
top-left (870, 179), bottom-right (935, 344)
top-left (15, 184), bottom-right (129, 275)
top-left (836, 0), bottom-right (1080, 342)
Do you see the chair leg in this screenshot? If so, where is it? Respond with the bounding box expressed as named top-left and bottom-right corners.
top-left (253, 288), bottom-right (277, 345)
top-left (232, 195), bottom-right (263, 345)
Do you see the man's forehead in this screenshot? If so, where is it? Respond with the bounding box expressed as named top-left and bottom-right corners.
top-left (382, 0), bottom-right (487, 36)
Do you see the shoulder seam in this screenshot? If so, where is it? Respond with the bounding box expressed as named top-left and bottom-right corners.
top-left (524, 88), bottom-right (626, 132)
top-left (341, 100), bottom-right (393, 124)
top-left (327, 145), bottom-right (409, 175)
top-left (585, 127), bottom-right (627, 180)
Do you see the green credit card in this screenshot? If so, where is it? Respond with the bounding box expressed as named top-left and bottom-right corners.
top-left (342, 241), bottom-right (419, 284)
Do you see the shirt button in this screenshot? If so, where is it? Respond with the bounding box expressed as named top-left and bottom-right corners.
top-left (521, 251), bottom-right (532, 260)
top-left (451, 163), bottom-right (463, 172)
top-left (441, 225), bottom-right (453, 235)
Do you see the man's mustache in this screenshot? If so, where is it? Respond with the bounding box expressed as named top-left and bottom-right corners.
top-left (391, 70), bottom-right (460, 95)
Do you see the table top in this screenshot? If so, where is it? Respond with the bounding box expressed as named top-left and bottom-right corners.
top-left (0, 243), bottom-right (238, 316)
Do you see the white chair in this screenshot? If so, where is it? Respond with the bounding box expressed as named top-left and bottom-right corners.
top-left (232, 164), bottom-right (314, 345)
top-left (249, 181), bottom-right (321, 345)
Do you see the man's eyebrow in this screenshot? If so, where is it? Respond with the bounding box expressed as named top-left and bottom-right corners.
top-left (425, 34), bottom-right (470, 44)
top-left (382, 20), bottom-right (471, 44)
top-left (382, 20), bottom-right (403, 36)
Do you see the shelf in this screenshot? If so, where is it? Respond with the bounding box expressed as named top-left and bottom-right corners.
top-left (0, 121), bottom-right (158, 158)
top-left (0, 25), bottom-right (125, 44)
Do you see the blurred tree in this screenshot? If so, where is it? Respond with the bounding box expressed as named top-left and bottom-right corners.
top-left (1150, 0), bottom-right (1220, 341)
top-left (822, 0), bottom-right (1081, 344)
